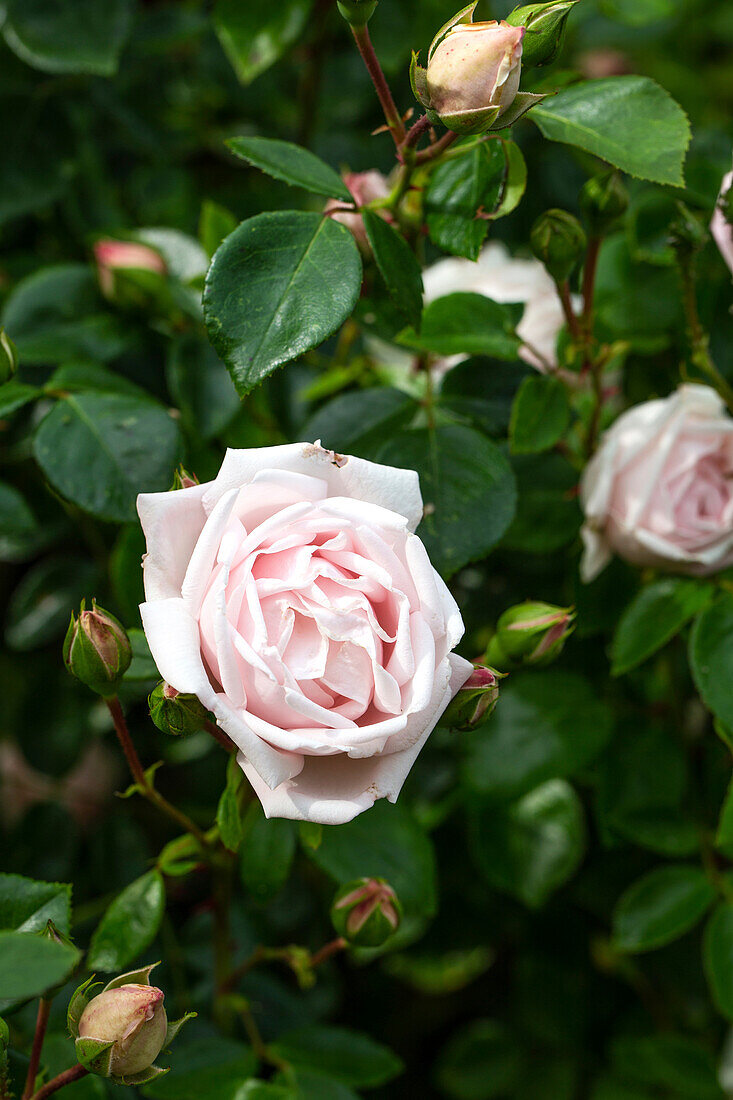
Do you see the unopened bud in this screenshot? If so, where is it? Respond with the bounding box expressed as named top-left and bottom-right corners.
top-left (0, 328), bottom-right (18, 384)
top-left (494, 600), bottom-right (575, 666)
top-left (530, 209), bottom-right (587, 282)
top-left (171, 466), bottom-right (199, 491)
top-left (149, 682), bottom-right (210, 737)
top-left (63, 600), bottom-right (132, 697)
top-left (579, 171), bottom-right (629, 237)
top-left (506, 0), bottom-right (577, 67)
top-left (337, 0), bottom-right (378, 27)
top-left (94, 239), bottom-right (166, 300)
top-left (78, 985), bottom-right (167, 1078)
top-left (331, 878), bottom-right (402, 948)
top-left (441, 666), bottom-right (502, 730)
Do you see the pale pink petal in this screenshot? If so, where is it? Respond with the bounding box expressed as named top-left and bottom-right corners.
top-left (138, 483), bottom-right (209, 601)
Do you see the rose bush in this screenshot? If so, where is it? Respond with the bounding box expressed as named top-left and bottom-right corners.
top-left (580, 384), bottom-right (733, 580)
top-left (138, 443), bottom-right (471, 824)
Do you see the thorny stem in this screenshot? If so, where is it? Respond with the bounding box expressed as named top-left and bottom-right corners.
top-left (415, 130), bottom-right (458, 165)
top-left (351, 24), bottom-right (405, 145)
top-left (105, 697), bottom-right (210, 848)
top-left (402, 113), bottom-right (432, 152)
top-left (30, 1066), bottom-right (88, 1100)
top-left (310, 937), bottom-right (347, 968)
top-left (22, 999), bottom-right (51, 1100)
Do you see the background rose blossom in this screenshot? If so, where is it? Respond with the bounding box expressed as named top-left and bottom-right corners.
top-left (138, 443), bottom-right (471, 824)
top-left (580, 384), bottom-right (733, 581)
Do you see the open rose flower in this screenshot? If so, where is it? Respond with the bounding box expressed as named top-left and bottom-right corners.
top-left (138, 444), bottom-right (471, 824)
top-left (580, 385), bottom-right (733, 582)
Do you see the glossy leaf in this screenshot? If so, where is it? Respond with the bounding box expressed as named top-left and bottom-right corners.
top-left (227, 137), bottom-right (351, 201)
top-left (269, 1027), bottom-right (402, 1088)
top-left (0, 931), bottom-right (79, 1008)
top-left (704, 903), bottom-right (733, 1021)
top-left (213, 0), bottom-right (312, 85)
top-left (362, 210), bottom-right (423, 329)
top-left (689, 593), bottom-right (733, 731)
top-left (0, 874), bottom-right (71, 934)
top-left (87, 870), bottom-right (165, 972)
top-left (612, 865), bottom-right (715, 953)
top-left (509, 374), bottom-right (571, 455)
top-left (398, 293), bottom-right (521, 360)
top-left (611, 578), bottom-right (714, 676)
top-left (3, 0), bottom-right (133, 76)
top-left (302, 388), bottom-right (417, 457)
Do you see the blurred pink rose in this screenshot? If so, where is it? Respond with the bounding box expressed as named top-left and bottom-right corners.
top-left (324, 171), bottom-right (391, 253)
top-left (580, 385), bottom-right (733, 581)
top-left (138, 443), bottom-right (471, 824)
top-left (94, 239), bottom-right (167, 297)
top-left (711, 169), bottom-right (733, 277)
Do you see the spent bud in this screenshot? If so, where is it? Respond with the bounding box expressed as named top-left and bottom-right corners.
top-left (331, 877), bottom-right (402, 948)
top-left (63, 600), bottom-right (132, 698)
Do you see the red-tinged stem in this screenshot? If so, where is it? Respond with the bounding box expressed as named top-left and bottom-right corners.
top-left (22, 999), bottom-right (51, 1100)
top-left (105, 697), bottom-right (210, 848)
top-left (351, 25), bottom-right (405, 144)
top-left (310, 937), bottom-right (347, 968)
top-left (402, 113), bottom-right (432, 152)
top-left (581, 236), bottom-right (601, 341)
top-left (30, 1066), bottom-right (88, 1100)
top-left (415, 130), bottom-right (458, 164)
top-left (556, 279), bottom-right (582, 342)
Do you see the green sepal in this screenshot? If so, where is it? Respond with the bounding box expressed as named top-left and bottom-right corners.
top-left (75, 1036), bottom-right (115, 1076)
top-left (410, 52), bottom-right (431, 109)
top-left (429, 1), bottom-right (478, 60)
top-left (67, 976), bottom-right (103, 1038)
top-left (438, 104), bottom-right (501, 136)
top-left (119, 762), bottom-right (163, 799)
top-left (102, 961), bottom-right (159, 993)
top-left (163, 1011), bottom-right (197, 1050)
top-left (336, 0), bottom-right (378, 26)
top-left (158, 833), bottom-right (205, 878)
top-left (117, 1064), bottom-right (170, 1086)
top-left (488, 92), bottom-right (548, 130)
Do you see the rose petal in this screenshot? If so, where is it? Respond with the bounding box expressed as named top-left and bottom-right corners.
top-left (138, 483), bottom-right (209, 601)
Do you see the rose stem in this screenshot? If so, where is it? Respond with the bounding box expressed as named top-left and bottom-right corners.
top-left (350, 24), bottom-right (405, 144)
top-left (415, 130), bottom-right (458, 164)
top-left (556, 279), bottom-right (582, 342)
top-left (310, 937), bottom-right (348, 968)
top-left (30, 1066), bottom-right (88, 1100)
top-left (203, 720), bottom-right (236, 755)
top-left (402, 113), bottom-right (432, 152)
top-left (22, 998), bottom-right (51, 1100)
top-left (105, 696), bottom-right (211, 849)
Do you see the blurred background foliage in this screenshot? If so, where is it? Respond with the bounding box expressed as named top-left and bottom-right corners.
top-left (1, 0), bottom-right (733, 1098)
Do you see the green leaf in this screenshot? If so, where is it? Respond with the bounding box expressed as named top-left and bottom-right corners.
top-left (469, 780), bottom-right (586, 908)
top-left (227, 137), bottom-right (351, 202)
top-left (612, 866), bottom-right (715, 953)
top-left (611, 1034), bottom-right (723, 1099)
top-left (689, 593), bottom-right (733, 731)
top-left (269, 1027), bottom-right (402, 1088)
top-left (509, 374), bottom-right (570, 455)
top-left (239, 804), bottom-right (297, 902)
top-left (0, 874), bottom-right (71, 934)
top-left (611, 578), bottom-right (715, 676)
top-left (213, 0), bottom-right (311, 85)
top-left (34, 393), bottom-right (182, 523)
top-left (502, 452), bottom-right (582, 553)
top-left (532, 77), bottom-right (690, 186)
top-left (204, 212), bottom-right (362, 396)
top-left (2, 265), bottom-right (130, 364)
top-left (302, 388), bottom-right (417, 457)
top-left (439, 358), bottom-right (531, 437)
top-left (274, 1071), bottom-right (358, 1100)
top-left (237, 1084), bottom-right (294, 1100)
top-left (217, 757), bottom-right (246, 854)
top-left (362, 210), bottom-right (424, 330)
top-left (142, 1037), bottom-right (257, 1100)
top-left (3, 0), bottom-right (132, 76)
top-left (703, 903), bottom-right (733, 1021)
top-left (715, 778), bottom-right (733, 858)
top-left (0, 931), bottom-right (79, 1008)
top-left (0, 380), bottom-right (39, 419)
top-left (375, 424), bottom-right (517, 577)
top-left (200, 200), bottom-right (239, 259)
top-left (5, 556), bottom-right (100, 651)
top-left (398, 293), bottom-right (521, 360)
top-left (307, 800), bottom-right (436, 928)
top-left (462, 670), bottom-right (612, 801)
top-left (0, 482), bottom-right (43, 561)
top-left (435, 1019), bottom-right (521, 1100)
top-left (87, 870), bottom-right (165, 972)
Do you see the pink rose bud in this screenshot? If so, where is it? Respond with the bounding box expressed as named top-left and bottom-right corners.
top-left (489, 601), bottom-right (575, 668)
top-left (441, 665), bottom-right (501, 729)
top-left (330, 877), bottom-right (402, 947)
top-left (77, 984), bottom-right (167, 1078)
top-left (63, 600), bottom-right (132, 698)
top-left (425, 17), bottom-right (524, 134)
top-left (324, 171), bottom-right (391, 254)
top-left (94, 239), bottom-right (167, 298)
top-left (506, 1), bottom-right (577, 68)
top-left (171, 465), bottom-right (200, 491)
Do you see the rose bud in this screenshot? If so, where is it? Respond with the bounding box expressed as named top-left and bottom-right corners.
top-left (441, 665), bottom-right (502, 730)
top-left (579, 171), bottom-right (628, 238)
top-left (171, 465), bottom-right (200, 491)
top-left (94, 239), bottom-right (167, 300)
top-left (149, 681), bottom-right (210, 737)
top-left (337, 0), bottom-right (378, 27)
top-left (69, 965), bottom-right (194, 1085)
top-left (530, 209), bottom-right (587, 283)
top-left (63, 600), bottom-right (132, 698)
top-left (324, 171), bottom-right (391, 255)
top-left (492, 601), bottom-right (575, 667)
top-left (331, 878), bottom-right (402, 948)
top-left (424, 14), bottom-right (525, 135)
top-left (0, 328), bottom-right (18, 384)
top-left (506, 0), bottom-right (577, 67)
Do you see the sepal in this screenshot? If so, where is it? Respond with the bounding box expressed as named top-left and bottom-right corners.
top-left (75, 1036), bottom-right (115, 1076)
top-left (67, 976), bottom-right (103, 1038)
top-left (488, 90), bottom-right (548, 129)
top-left (429, 1), bottom-right (479, 60)
top-left (439, 104), bottom-right (501, 136)
top-left (410, 52), bottom-right (431, 109)
top-left (163, 1012), bottom-right (197, 1049)
top-left (119, 1064), bottom-right (170, 1086)
top-left (102, 962), bottom-right (160, 993)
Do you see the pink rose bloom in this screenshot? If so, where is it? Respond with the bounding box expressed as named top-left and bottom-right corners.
top-left (711, 169), bottom-right (733, 277)
top-left (324, 171), bottom-right (391, 253)
top-left (94, 239), bottom-right (167, 297)
top-left (580, 385), bottom-right (733, 582)
top-left (138, 443), bottom-right (471, 824)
